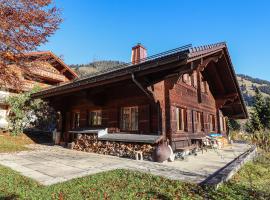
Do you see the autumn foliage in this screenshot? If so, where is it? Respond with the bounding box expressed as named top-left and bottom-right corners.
top-left (0, 0), bottom-right (62, 87)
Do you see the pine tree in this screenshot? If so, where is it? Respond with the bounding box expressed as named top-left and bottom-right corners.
top-left (228, 118), bottom-right (241, 131)
top-left (253, 88), bottom-right (265, 121)
top-left (245, 88), bottom-right (264, 132)
top-left (246, 111), bottom-right (262, 133)
top-left (263, 97), bottom-right (270, 129)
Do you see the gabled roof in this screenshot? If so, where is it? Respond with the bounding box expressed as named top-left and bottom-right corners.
top-left (23, 51), bottom-right (78, 80)
top-left (32, 42), bottom-right (248, 119)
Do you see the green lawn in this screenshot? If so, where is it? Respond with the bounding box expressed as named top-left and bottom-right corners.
top-left (0, 133), bottom-right (34, 153)
top-left (0, 153), bottom-right (269, 200)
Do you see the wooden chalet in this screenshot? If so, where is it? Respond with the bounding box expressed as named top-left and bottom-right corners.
top-left (32, 42), bottom-right (248, 151)
top-left (0, 51), bottom-right (77, 129)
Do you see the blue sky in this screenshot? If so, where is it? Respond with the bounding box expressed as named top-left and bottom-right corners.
top-left (40, 0), bottom-right (270, 80)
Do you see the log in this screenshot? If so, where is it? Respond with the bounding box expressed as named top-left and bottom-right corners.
top-left (72, 134), bottom-right (154, 160)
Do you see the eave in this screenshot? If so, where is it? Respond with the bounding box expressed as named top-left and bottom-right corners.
top-left (32, 42), bottom-right (248, 119)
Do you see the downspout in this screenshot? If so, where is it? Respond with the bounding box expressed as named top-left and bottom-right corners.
top-left (131, 73), bottom-right (153, 100)
top-left (131, 73), bottom-right (161, 135)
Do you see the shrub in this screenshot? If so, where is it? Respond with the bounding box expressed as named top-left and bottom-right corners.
top-left (6, 86), bottom-right (56, 135)
top-left (250, 130), bottom-right (270, 152)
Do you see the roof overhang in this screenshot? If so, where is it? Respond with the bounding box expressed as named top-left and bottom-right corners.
top-left (32, 45), bottom-right (191, 98)
top-left (187, 43), bottom-right (248, 119)
top-left (32, 42), bottom-right (248, 119)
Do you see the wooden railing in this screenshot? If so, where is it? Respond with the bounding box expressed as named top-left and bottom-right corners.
top-left (22, 80), bottom-right (51, 91)
top-left (29, 67), bottom-right (68, 82)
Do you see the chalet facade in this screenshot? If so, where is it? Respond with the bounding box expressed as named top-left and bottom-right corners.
top-left (0, 51), bottom-right (77, 129)
top-left (33, 42), bottom-right (247, 150)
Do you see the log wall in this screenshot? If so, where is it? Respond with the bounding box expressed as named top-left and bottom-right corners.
top-left (164, 72), bottom-right (227, 150)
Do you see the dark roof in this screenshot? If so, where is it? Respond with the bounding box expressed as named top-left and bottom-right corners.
top-left (32, 43), bottom-right (226, 97)
top-left (32, 42), bottom-right (247, 119)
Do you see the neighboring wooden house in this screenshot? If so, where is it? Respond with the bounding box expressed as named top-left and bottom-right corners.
top-left (0, 51), bottom-right (78, 129)
top-left (33, 42), bottom-right (247, 150)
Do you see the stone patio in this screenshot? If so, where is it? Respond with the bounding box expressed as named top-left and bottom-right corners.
top-left (0, 142), bottom-right (251, 185)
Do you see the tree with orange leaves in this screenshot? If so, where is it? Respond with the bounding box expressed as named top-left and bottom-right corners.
top-left (0, 0), bottom-right (62, 87)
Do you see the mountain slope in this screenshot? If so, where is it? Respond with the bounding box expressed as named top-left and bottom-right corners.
top-left (70, 61), bottom-right (270, 107)
top-left (237, 74), bottom-right (270, 106)
top-left (70, 61), bottom-right (125, 77)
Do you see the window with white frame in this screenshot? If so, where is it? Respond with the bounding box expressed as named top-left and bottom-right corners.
top-left (220, 116), bottom-right (224, 131)
top-left (176, 107), bottom-right (187, 131)
top-left (196, 111), bottom-right (204, 132)
top-left (209, 114), bottom-right (215, 132)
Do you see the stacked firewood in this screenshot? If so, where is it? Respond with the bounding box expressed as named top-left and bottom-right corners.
top-left (73, 134), bottom-right (154, 160)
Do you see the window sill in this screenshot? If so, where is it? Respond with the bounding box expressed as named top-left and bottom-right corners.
top-left (175, 130), bottom-right (188, 134)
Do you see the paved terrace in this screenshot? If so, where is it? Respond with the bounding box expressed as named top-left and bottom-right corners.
top-left (0, 143), bottom-right (250, 185)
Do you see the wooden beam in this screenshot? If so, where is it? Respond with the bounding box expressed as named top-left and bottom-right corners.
top-left (198, 52), bottom-right (224, 72)
top-left (60, 68), bottom-right (67, 74)
top-left (215, 93), bottom-right (239, 108)
top-left (215, 93), bottom-right (238, 101)
top-left (229, 113), bottom-right (246, 119)
top-left (206, 62), bottom-right (226, 95)
top-left (197, 69), bottom-right (202, 103)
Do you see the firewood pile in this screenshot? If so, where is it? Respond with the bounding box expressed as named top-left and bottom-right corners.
top-left (72, 134), bottom-right (154, 160)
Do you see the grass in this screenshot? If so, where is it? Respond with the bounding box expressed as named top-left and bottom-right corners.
top-left (0, 133), bottom-right (34, 153)
top-left (0, 153), bottom-right (269, 200)
top-left (0, 134), bottom-right (269, 199)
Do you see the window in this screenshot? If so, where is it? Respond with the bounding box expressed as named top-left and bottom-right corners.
top-left (176, 107), bottom-right (187, 131)
top-left (220, 117), bottom-right (226, 132)
top-left (209, 114), bottom-right (215, 132)
top-left (73, 112), bottom-right (80, 128)
top-left (201, 80), bottom-right (208, 94)
top-left (191, 71), bottom-right (197, 88)
top-left (196, 111), bottom-right (204, 132)
top-left (89, 110), bottom-right (102, 126)
top-left (182, 74), bottom-right (191, 85)
top-left (121, 106), bottom-right (138, 131)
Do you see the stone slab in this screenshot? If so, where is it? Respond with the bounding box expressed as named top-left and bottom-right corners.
top-left (0, 143), bottom-right (251, 186)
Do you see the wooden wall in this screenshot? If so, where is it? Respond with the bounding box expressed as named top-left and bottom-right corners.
top-left (164, 71), bottom-right (227, 149)
top-left (55, 71), bottom-right (227, 148)
top-left (60, 81), bottom-right (163, 142)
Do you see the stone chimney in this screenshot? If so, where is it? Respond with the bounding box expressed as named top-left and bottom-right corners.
top-left (131, 43), bottom-right (147, 64)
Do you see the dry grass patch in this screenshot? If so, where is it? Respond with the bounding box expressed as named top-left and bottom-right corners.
top-left (0, 133), bottom-right (34, 153)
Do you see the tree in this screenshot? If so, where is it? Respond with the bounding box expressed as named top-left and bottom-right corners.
top-left (6, 86), bottom-right (56, 135)
top-left (245, 111), bottom-right (262, 133)
top-left (253, 88), bottom-right (264, 120)
top-left (262, 97), bottom-right (270, 129)
top-left (227, 118), bottom-right (241, 131)
top-left (0, 0), bottom-right (62, 87)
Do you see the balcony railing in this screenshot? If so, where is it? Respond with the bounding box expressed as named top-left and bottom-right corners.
top-left (22, 80), bottom-right (51, 91)
top-left (29, 67), bottom-right (68, 82)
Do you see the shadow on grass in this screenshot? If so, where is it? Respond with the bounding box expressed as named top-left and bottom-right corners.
top-left (24, 129), bottom-right (53, 144)
top-left (137, 190), bottom-right (171, 200)
top-left (0, 194), bottom-right (20, 200)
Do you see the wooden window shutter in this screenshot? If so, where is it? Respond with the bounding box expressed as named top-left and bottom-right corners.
top-left (138, 104), bottom-right (150, 134)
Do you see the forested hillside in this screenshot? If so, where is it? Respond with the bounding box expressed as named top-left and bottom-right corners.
top-left (70, 61), bottom-right (270, 107)
top-left (70, 61), bottom-right (125, 77)
top-left (237, 74), bottom-right (270, 106)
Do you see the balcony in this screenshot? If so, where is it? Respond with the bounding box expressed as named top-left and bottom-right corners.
top-left (29, 67), bottom-right (68, 82)
top-left (22, 80), bottom-right (51, 91)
